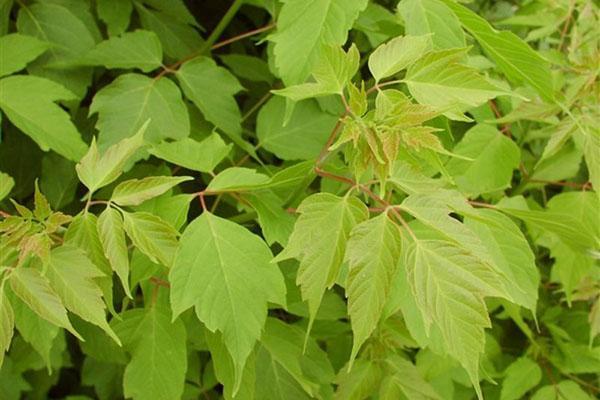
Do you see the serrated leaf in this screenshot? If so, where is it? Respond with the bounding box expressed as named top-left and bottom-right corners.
top-left (368, 34), bottom-right (431, 82)
top-left (170, 212), bottom-right (286, 393)
top-left (379, 355), bottom-right (441, 400)
top-left (0, 33), bottom-right (48, 77)
top-left (0, 75), bottom-right (87, 161)
top-left (441, 0), bottom-right (553, 100)
top-left (270, 0), bottom-right (368, 84)
top-left (176, 57), bottom-right (243, 138)
top-left (334, 358), bottom-right (381, 400)
top-left (117, 307), bottom-right (187, 400)
top-left (8, 267), bottom-right (79, 339)
top-left (122, 211), bottom-right (178, 267)
top-left (111, 176), bottom-right (192, 206)
top-left (75, 122), bottom-right (147, 193)
top-left (345, 213), bottom-right (402, 362)
top-left (404, 48), bottom-right (508, 120)
top-left (81, 30), bottom-right (162, 72)
top-left (206, 167), bottom-right (270, 193)
top-left (46, 245), bottom-right (119, 344)
top-left (274, 193), bottom-right (368, 332)
top-left (149, 133), bottom-right (232, 173)
top-left (0, 283), bottom-right (14, 367)
top-left (398, 0), bottom-right (465, 49)
top-left (97, 207), bottom-right (131, 297)
top-left (90, 73), bottom-right (189, 146)
top-left (500, 357), bottom-right (542, 400)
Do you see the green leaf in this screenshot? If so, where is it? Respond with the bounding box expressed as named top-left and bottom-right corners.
top-left (270, 0), bottom-right (368, 84)
top-left (398, 0), bottom-right (465, 49)
top-left (46, 245), bottom-right (119, 344)
top-left (97, 207), bottom-right (131, 297)
top-left (334, 358), bottom-right (381, 400)
top-left (256, 97), bottom-right (338, 160)
top-left (122, 211), bottom-right (178, 268)
top-left (117, 307), bottom-right (187, 400)
top-left (148, 133), bottom-right (232, 173)
top-left (500, 357), bottom-right (542, 400)
top-left (111, 176), bottom-right (192, 206)
top-left (368, 34), bottom-right (431, 82)
top-left (531, 380), bottom-right (593, 400)
top-left (169, 212), bottom-right (286, 392)
top-left (244, 191), bottom-right (295, 246)
top-left (274, 193), bottom-right (368, 332)
top-left (96, 0), bottom-right (132, 36)
top-left (81, 30), bottom-right (162, 72)
top-left (90, 73), bottom-right (189, 146)
top-left (446, 124), bottom-right (520, 196)
top-left (75, 122), bottom-right (147, 193)
top-left (40, 153), bottom-right (78, 210)
top-left (441, 0), bottom-right (554, 100)
top-left (379, 355), bottom-right (441, 400)
top-left (582, 131), bottom-right (599, 198)
top-left (206, 167), bottom-right (270, 193)
top-left (404, 48), bottom-right (508, 120)
top-left (0, 33), bottom-right (48, 77)
top-left (345, 213), bottom-right (402, 362)
top-left (0, 75), bottom-right (87, 161)
top-left (0, 283), bottom-right (14, 367)
top-left (176, 57), bottom-right (243, 138)
top-left (0, 172), bottom-right (15, 202)
top-left (8, 267), bottom-right (79, 339)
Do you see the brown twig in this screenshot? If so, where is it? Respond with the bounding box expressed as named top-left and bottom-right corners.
top-left (211, 23), bottom-right (275, 51)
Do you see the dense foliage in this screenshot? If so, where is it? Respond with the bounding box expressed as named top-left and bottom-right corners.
top-left (0, 0), bottom-right (598, 399)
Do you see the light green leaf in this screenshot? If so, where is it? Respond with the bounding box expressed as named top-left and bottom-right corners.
top-left (81, 30), bottom-right (162, 72)
top-left (256, 97), bottom-right (338, 160)
top-left (111, 176), bottom-right (192, 206)
top-left (0, 33), bottom-right (48, 77)
top-left (75, 122), bottom-right (147, 193)
top-left (244, 191), bottom-right (295, 246)
top-left (404, 48), bottom-right (508, 120)
top-left (90, 73), bottom-right (189, 146)
top-left (220, 54), bottom-right (274, 84)
top-left (148, 133), bottom-right (232, 173)
top-left (368, 35), bottom-right (431, 82)
top-left (97, 207), bottom-right (131, 297)
top-left (465, 208), bottom-right (539, 312)
top-left (0, 172), bottom-right (15, 202)
top-left (176, 57), bottom-right (243, 138)
top-left (40, 153), bottom-right (78, 210)
top-left (500, 357), bottom-right (542, 400)
top-left (0, 75), bottom-right (87, 161)
top-left (441, 0), bottom-right (553, 100)
top-left (0, 283), bottom-right (13, 367)
top-left (531, 380), bottom-right (593, 400)
top-left (345, 213), bottom-right (402, 362)
top-left (446, 124), bottom-right (520, 196)
top-left (8, 267), bottom-right (79, 339)
top-left (122, 211), bottom-right (178, 268)
top-left (379, 355), bottom-right (441, 400)
top-left (270, 0), bottom-right (368, 85)
top-left (206, 167), bottom-right (270, 193)
top-left (96, 0), bottom-right (132, 36)
top-left (118, 307), bottom-right (187, 400)
top-left (398, 0), bottom-right (465, 49)
top-left (170, 212), bottom-right (286, 392)
top-left (582, 131), bottom-right (599, 197)
top-left (46, 245), bottom-right (119, 344)
top-left (334, 358), bottom-right (381, 400)
top-left (274, 193), bottom-right (368, 332)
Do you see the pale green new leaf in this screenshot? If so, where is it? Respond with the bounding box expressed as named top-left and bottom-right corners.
top-left (270, 0), bottom-right (368, 84)
top-left (206, 168), bottom-right (270, 193)
top-left (0, 75), bottom-right (87, 161)
top-left (0, 172), bottom-right (15, 202)
top-left (274, 193), bottom-right (368, 331)
top-left (398, 0), bottom-right (465, 49)
top-left (500, 357), bottom-right (542, 400)
top-left (81, 30), bottom-right (162, 72)
top-left (97, 207), bottom-right (131, 297)
top-left (404, 48), bottom-right (508, 120)
top-left (0, 33), bottom-right (48, 77)
top-left (119, 307), bottom-right (187, 400)
top-left (379, 355), bottom-right (441, 400)
top-left (176, 56), bottom-right (243, 138)
top-left (368, 35), bottom-right (431, 82)
top-left (169, 212), bottom-right (286, 392)
top-left (111, 176), bottom-right (192, 206)
top-left (75, 122), bottom-right (147, 193)
top-left (345, 213), bottom-right (402, 362)
top-left (8, 267), bottom-right (79, 338)
top-left (122, 211), bottom-right (178, 268)
top-left (441, 0), bottom-right (553, 100)
top-left (46, 245), bottom-right (119, 344)
top-left (446, 124), bottom-right (520, 196)
top-left (0, 283), bottom-right (13, 367)
top-left (149, 133), bottom-right (232, 173)
top-left (90, 73), bottom-right (189, 146)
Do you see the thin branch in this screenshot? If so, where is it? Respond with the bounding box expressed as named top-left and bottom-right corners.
top-left (200, 0), bottom-right (245, 53)
top-left (211, 23), bottom-right (275, 51)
